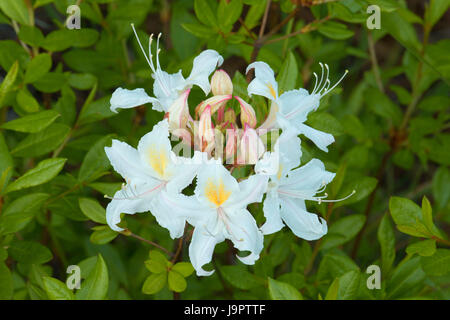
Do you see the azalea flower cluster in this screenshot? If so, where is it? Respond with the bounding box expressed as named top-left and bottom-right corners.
top-left (104, 26), bottom-right (351, 276)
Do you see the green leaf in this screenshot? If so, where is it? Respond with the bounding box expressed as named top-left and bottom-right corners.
top-left (365, 87), bottom-right (403, 126)
top-left (76, 254), bottom-right (109, 300)
top-left (78, 135), bottom-right (114, 182)
top-left (337, 270), bottom-right (360, 300)
top-left (324, 277), bottom-right (339, 300)
top-left (8, 241), bottom-right (52, 265)
top-left (5, 158), bottom-right (66, 194)
top-left (432, 166), bottom-right (450, 209)
top-left (15, 87), bottom-right (40, 113)
top-left (182, 23), bottom-right (216, 38)
top-left (306, 112), bottom-right (344, 136)
top-left (90, 226), bottom-right (118, 245)
top-left (426, 0), bottom-right (450, 28)
top-left (0, 60), bottom-right (19, 108)
top-left (0, 193), bottom-right (49, 235)
top-left (24, 53), bottom-right (52, 84)
top-left (0, 263), bottom-right (13, 299)
top-left (11, 123), bottom-right (70, 158)
top-left (194, 0), bottom-right (217, 27)
top-left (0, 0), bottom-right (30, 25)
top-left (421, 249), bottom-right (450, 276)
top-left (387, 256), bottom-right (426, 299)
top-left (42, 277), bottom-right (75, 300)
top-left (33, 72), bottom-right (67, 93)
top-left (377, 214), bottom-right (396, 275)
top-left (172, 262), bottom-right (194, 277)
top-left (320, 214), bottom-right (366, 250)
top-left (389, 196), bottom-right (429, 237)
top-left (267, 277), bottom-right (303, 300)
top-left (406, 240), bottom-right (437, 257)
top-left (168, 270), bottom-right (187, 293)
top-left (18, 26), bottom-right (45, 47)
top-left (318, 21), bottom-right (354, 40)
top-left (78, 197), bottom-right (107, 224)
top-left (145, 259), bottom-right (167, 274)
top-left (318, 251), bottom-right (360, 280)
top-left (334, 176), bottom-right (377, 208)
top-left (0, 132), bottom-right (13, 192)
top-left (142, 272), bottom-right (167, 295)
top-left (218, 0), bottom-right (243, 30)
top-left (421, 196), bottom-right (434, 232)
top-left (276, 51), bottom-right (298, 92)
top-left (149, 250), bottom-right (169, 265)
top-left (1, 110), bottom-right (60, 133)
top-left (221, 265), bottom-right (261, 290)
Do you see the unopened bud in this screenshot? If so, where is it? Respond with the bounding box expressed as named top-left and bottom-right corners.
top-left (235, 96), bottom-right (257, 128)
top-left (167, 89), bottom-right (190, 130)
top-left (237, 124), bottom-right (265, 165)
top-left (198, 105), bottom-right (215, 151)
top-left (224, 108), bottom-right (236, 124)
top-left (211, 69), bottom-right (233, 96)
top-left (195, 94), bottom-right (232, 117)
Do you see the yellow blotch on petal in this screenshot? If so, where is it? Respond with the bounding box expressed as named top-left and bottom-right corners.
top-left (205, 179), bottom-right (231, 207)
top-left (277, 164), bottom-right (283, 181)
top-left (267, 83), bottom-right (277, 100)
top-left (148, 147), bottom-right (168, 178)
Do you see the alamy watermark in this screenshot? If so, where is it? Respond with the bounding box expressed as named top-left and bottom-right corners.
top-left (66, 5), bottom-right (81, 30)
top-left (66, 265), bottom-right (81, 290)
top-left (367, 5), bottom-right (381, 30)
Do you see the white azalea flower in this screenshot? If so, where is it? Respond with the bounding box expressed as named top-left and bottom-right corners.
top-left (246, 61), bottom-right (347, 152)
top-left (104, 119), bottom-right (202, 238)
top-left (164, 162), bottom-right (268, 276)
top-left (261, 157), bottom-right (335, 239)
top-left (110, 24), bottom-right (223, 114)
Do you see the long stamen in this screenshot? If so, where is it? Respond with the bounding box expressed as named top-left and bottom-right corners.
top-left (104, 181), bottom-right (166, 200)
top-left (278, 188), bottom-right (356, 204)
top-left (321, 64), bottom-right (330, 93)
top-left (321, 69), bottom-right (349, 97)
top-left (311, 72), bottom-right (319, 94)
top-left (314, 62), bottom-right (325, 95)
top-left (131, 23), bottom-right (153, 71)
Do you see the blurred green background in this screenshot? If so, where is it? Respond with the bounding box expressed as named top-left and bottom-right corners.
top-left (0, 0), bottom-right (449, 300)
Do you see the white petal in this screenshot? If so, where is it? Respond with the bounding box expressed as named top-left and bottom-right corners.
top-left (165, 151), bottom-right (203, 195)
top-left (149, 190), bottom-right (190, 239)
top-left (152, 70), bottom-right (186, 112)
top-left (105, 139), bottom-right (153, 180)
top-left (137, 119), bottom-right (173, 180)
top-left (226, 174), bottom-right (268, 211)
top-left (297, 123), bottom-right (335, 152)
top-left (255, 151), bottom-right (279, 176)
top-left (194, 162), bottom-right (239, 208)
top-left (246, 61), bottom-right (278, 101)
top-left (277, 129), bottom-right (302, 175)
top-left (278, 89), bottom-right (319, 126)
top-left (279, 197), bottom-right (327, 240)
top-left (260, 191), bottom-right (284, 235)
top-left (106, 179), bottom-right (161, 232)
top-left (110, 88), bottom-right (156, 113)
top-left (281, 159), bottom-right (335, 197)
top-left (186, 50), bottom-right (224, 95)
top-left (225, 208), bottom-right (264, 265)
top-left (189, 226), bottom-right (224, 276)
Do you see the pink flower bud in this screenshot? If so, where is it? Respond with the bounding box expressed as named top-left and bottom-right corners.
top-left (167, 89), bottom-right (190, 130)
top-left (211, 69), bottom-right (233, 96)
top-left (237, 124), bottom-right (265, 165)
top-left (235, 96), bottom-right (257, 129)
top-left (195, 94), bottom-right (232, 117)
top-left (198, 105), bottom-right (215, 152)
top-left (225, 124), bottom-right (238, 163)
